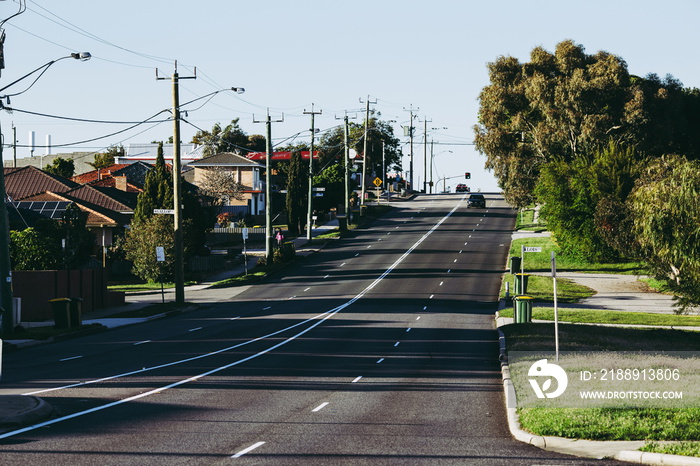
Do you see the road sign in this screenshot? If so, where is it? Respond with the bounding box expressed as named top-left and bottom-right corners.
top-left (153, 209), bottom-right (175, 215)
top-left (242, 228), bottom-right (249, 240)
top-left (523, 247), bottom-right (542, 252)
top-left (155, 246), bottom-right (165, 262)
top-left (312, 187), bottom-right (326, 191)
top-left (373, 177), bottom-right (382, 187)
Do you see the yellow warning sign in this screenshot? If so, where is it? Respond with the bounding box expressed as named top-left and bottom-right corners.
top-left (373, 177), bottom-right (382, 187)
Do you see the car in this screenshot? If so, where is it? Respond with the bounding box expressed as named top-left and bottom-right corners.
top-left (467, 193), bottom-right (486, 208)
top-left (455, 184), bottom-right (470, 193)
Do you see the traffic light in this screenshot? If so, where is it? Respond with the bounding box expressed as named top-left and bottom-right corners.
top-left (465, 172), bottom-right (471, 179)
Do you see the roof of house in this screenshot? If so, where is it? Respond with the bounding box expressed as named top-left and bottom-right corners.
top-left (4, 166), bottom-right (80, 201)
top-left (188, 152), bottom-right (264, 167)
top-left (71, 161), bottom-right (154, 189)
top-left (62, 185), bottom-right (136, 213)
top-left (20, 191), bottom-right (128, 228)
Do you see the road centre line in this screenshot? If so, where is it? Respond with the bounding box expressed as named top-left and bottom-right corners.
top-left (232, 441), bottom-right (266, 458)
top-left (7, 199), bottom-right (464, 440)
top-left (312, 402), bottom-right (329, 412)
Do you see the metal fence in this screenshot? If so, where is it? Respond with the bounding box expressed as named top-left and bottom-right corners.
top-left (206, 227), bottom-right (267, 245)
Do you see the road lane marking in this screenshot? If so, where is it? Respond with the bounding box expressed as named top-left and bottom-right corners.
top-left (231, 316), bottom-right (241, 320)
top-left (376, 358), bottom-right (385, 364)
top-left (416, 316), bottom-right (421, 320)
top-left (352, 376), bottom-right (363, 383)
top-left (429, 294), bottom-right (434, 299)
top-left (394, 342), bottom-right (400, 347)
top-left (312, 402), bottom-right (329, 412)
top-left (406, 328), bottom-right (411, 332)
top-left (8, 198), bottom-right (466, 440)
top-left (304, 287), bottom-right (311, 292)
top-left (324, 275), bottom-right (329, 279)
top-left (439, 281), bottom-right (444, 286)
top-left (189, 327), bottom-right (202, 332)
top-left (59, 356), bottom-right (83, 362)
top-left (133, 340), bottom-right (151, 346)
top-left (340, 262), bottom-right (346, 267)
top-left (232, 441), bottom-right (265, 458)
top-left (355, 253), bottom-right (360, 256)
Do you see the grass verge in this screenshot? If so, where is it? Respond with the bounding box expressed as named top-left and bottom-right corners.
top-left (498, 306), bottom-right (700, 327)
top-left (641, 441), bottom-right (700, 458)
top-left (503, 323), bottom-right (700, 441)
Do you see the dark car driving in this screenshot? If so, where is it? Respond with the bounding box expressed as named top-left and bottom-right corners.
top-left (467, 193), bottom-right (486, 208)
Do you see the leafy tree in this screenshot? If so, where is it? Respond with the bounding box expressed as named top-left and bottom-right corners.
top-left (286, 151), bottom-right (307, 236)
top-left (132, 142), bottom-right (173, 225)
top-left (61, 203), bottom-right (96, 268)
top-left (191, 119), bottom-right (264, 157)
top-left (628, 154), bottom-right (700, 312)
top-left (123, 215), bottom-right (175, 282)
top-left (536, 143), bottom-right (641, 261)
top-left (313, 163), bottom-right (356, 213)
top-left (475, 40), bottom-right (633, 207)
top-left (44, 156), bottom-right (75, 179)
top-left (89, 145), bottom-right (124, 169)
top-left (9, 227), bottom-right (61, 270)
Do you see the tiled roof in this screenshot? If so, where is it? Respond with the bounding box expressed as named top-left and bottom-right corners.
top-left (20, 192), bottom-right (127, 227)
top-left (71, 161), bottom-right (154, 190)
top-left (63, 185), bottom-right (135, 212)
top-left (4, 166), bottom-right (80, 201)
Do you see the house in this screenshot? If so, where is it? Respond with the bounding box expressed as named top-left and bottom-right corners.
top-left (117, 143), bottom-right (202, 165)
top-left (186, 152), bottom-right (266, 216)
top-left (4, 166), bottom-right (131, 248)
top-left (71, 161), bottom-right (153, 192)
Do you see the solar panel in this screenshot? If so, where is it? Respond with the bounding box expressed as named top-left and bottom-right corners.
top-left (10, 201), bottom-right (72, 219)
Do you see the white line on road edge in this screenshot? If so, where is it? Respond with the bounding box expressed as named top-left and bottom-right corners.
top-left (232, 441), bottom-right (265, 458)
top-left (4, 198), bottom-right (464, 440)
top-left (312, 402), bottom-right (329, 412)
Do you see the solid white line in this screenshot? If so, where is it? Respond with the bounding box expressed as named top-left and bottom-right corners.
top-left (133, 340), bottom-right (150, 346)
top-left (312, 402), bottom-right (329, 412)
top-left (59, 356), bottom-right (83, 362)
top-left (232, 441), bottom-right (265, 458)
top-left (352, 376), bottom-right (363, 383)
top-left (376, 358), bottom-right (384, 364)
top-left (189, 327), bottom-right (202, 332)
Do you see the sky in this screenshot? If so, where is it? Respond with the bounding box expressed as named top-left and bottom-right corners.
top-left (2, 0), bottom-right (699, 193)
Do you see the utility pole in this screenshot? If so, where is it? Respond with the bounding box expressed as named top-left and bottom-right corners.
top-left (0, 121), bottom-right (13, 336)
top-left (429, 140), bottom-right (434, 194)
top-left (254, 109), bottom-right (283, 262)
top-left (304, 104), bottom-right (321, 241)
top-left (422, 116), bottom-right (432, 193)
top-left (403, 105), bottom-right (418, 191)
top-left (12, 123), bottom-right (17, 168)
top-left (359, 96), bottom-right (377, 208)
top-left (156, 61), bottom-right (195, 305)
top-left (335, 111), bottom-right (357, 228)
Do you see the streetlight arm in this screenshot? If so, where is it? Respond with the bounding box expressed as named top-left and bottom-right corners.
top-left (0, 53), bottom-right (91, 96)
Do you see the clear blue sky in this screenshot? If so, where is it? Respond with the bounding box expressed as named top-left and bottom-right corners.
top-left (2, 0), bottom-right (699, 192)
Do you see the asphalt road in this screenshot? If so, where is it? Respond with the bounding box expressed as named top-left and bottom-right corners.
top-left (0, 194), bottom-right (630, 465)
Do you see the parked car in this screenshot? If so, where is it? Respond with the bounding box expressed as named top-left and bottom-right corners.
top-left (467, 193), bottom-right (486, 208)
top-left (455, 184), bottom-right (470, 192)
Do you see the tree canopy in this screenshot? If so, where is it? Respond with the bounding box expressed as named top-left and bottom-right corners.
top-left (44, 156), bottom-right (75, 179)
top-left (191, 119), bottom-right (265, 157)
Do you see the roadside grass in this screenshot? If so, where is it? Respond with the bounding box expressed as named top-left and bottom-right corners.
top-left (498, 306), bottom-right (700, 327)
top-left (501, 274), bottom-right (595, 303)
top-left (641, 441), bottom-right (700, 458)
top-left (509, 236), bottom-right (646, 274)
top-left (515, 207), bottom-right (547, 232)
top-left (108, 281), bottom-right (196, 293)
top-left (503, 323), bottom-right (700, 441)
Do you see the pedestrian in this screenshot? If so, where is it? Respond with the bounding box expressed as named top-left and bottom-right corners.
top-left (275, 229), bottom-right (284, 248)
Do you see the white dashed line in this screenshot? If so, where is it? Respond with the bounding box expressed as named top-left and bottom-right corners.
top-left (312, 402), bottom-right (329, 412)
top-left (352, 376), bottom-right (363, 383)
top-left (189, 327), bottom-right (203, 332)
top-left (134, 340), bottom-right (150, 346)
top-left (59, 356), bottom-right (83, 362)
top-left (394, 342), bottom-right (400, 347)
top-left (232, 441), bottom-right (265, 458)
top-left (376, 358), bottom-right (385, 364)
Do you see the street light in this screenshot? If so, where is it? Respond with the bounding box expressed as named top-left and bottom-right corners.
top-left (0, 52), bottom-right (91, 336)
